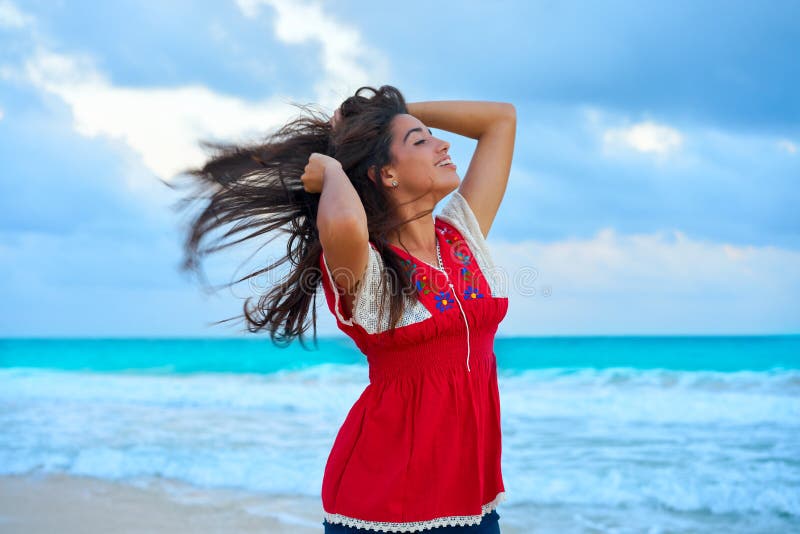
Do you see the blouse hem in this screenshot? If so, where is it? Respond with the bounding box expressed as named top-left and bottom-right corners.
top-left (322, 491), bottom-right (506, 533)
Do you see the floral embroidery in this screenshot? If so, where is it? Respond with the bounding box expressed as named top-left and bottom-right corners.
top-left (453, 249), bottom-right (473, 280)
top-left (416, 274), bottom-right (433, 295)
top-left (399, 258), bottom-right (432, 294)
top-left (400, 258), bottom-right (418, 276)
top-left (434, 290), bottom-right (454, 312)
top-left (438, 224), bottom-right (457, 245)
top-left (464, 285), bottom-right (484, 300)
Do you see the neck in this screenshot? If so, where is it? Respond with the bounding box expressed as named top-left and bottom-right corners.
top-left (387, 215), bottom-right (437, 252)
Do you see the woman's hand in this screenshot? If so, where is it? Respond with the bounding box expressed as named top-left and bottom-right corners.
top-left (301, 153), bottom-right (342, 194)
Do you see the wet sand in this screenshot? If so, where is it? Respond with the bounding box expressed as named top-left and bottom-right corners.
top-left (0, 473), bottom-right (325, 533)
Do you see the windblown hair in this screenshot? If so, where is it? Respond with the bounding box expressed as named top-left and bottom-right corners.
top-left (170, 85), bottom-right (433, 348)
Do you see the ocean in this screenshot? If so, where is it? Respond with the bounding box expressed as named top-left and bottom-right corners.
top-left (1, 335), bottom-right (798, 533)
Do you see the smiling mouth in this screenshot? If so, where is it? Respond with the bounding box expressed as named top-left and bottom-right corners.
top-left (435, 158), bottom-right (456, 168)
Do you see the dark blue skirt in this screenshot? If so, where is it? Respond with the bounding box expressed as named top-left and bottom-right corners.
top-left (322, 509), bottom-right (501, 533)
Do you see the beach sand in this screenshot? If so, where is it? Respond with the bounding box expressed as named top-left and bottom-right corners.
top-left (0, 473), bottom-right (325, 533)
top-left (0, 474), bottom-right (523, 533)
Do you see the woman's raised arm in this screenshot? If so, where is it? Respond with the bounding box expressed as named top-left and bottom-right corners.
top-left (305, 154), bottom-right (370, 315)
top-left (407, 100), bottom-right (516, 239)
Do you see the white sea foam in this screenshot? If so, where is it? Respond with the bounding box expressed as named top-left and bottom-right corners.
top-left (1, 364), bottom-right (798, 531)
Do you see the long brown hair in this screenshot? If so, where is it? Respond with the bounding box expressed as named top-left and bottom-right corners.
top-left (170, 85), bottom-right (433, 348)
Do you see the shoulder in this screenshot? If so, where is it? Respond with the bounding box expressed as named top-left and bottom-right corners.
top-left (437, 190), bottom-right (507, 298)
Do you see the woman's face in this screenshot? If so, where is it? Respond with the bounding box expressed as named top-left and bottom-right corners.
top-left (377, 113), bottom-right (459, 202)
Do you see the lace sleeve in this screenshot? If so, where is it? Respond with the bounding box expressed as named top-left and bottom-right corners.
top-left (437, 190), bottom-right (507, 298)
top-left (320, 242), bottom-right (432, 333)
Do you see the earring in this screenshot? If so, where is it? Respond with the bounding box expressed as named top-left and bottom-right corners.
top-left (391, 180), bottom-right (398, 188)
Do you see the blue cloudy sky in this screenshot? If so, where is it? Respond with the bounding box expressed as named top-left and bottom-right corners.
top-left (0, 0), bottom-right (798, 337)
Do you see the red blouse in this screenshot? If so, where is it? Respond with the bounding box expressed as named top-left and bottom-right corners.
top-left (318, 191), bottom-right (509, 532)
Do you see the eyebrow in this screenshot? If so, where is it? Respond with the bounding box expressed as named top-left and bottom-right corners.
top-left (403, 126), bottom-right (434, 144)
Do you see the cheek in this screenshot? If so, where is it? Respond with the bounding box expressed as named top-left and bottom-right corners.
top-left (413, 160), bottom-right (436, 182)
top-left (398, 155), bottom-right (432, 178)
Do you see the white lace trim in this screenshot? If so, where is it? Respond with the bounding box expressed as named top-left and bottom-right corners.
top-left (321, 251), bottom-right (355, 327)
top-left (437, 190), bottom-right (508, 299)
top-left (323, 491), bottom-right (506, 533)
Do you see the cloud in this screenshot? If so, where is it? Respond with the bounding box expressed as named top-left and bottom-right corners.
top-left (19, 46), bottom-right (313, 183)
top-left (0, 0), bottom-right (31, 28)
top-left (419, 1), bottom-right (800, 131)
top-left (777, 139), bottom-right (797, 154)
top-left (602, 120), bottom-right (684, 158)
top-left (2, 0), bottom-right (795, 337)
top-left (5, 218), bottom-right (797, 336)
top-left (489, 227), bottom-right (800, 335)
top-left (234, 0), bottom-right (389, 109)
top-left (2, 0), bottom-right (388, 189)
top-left (493, 103), bottom-right (799, 253)
top-left (0, 216), bottom-right (295, 336)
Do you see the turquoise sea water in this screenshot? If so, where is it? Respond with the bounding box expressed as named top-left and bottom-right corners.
top-left (1, 335), bottom-right (799, 533)
top-left (3, 335), bottom-right (798, 373)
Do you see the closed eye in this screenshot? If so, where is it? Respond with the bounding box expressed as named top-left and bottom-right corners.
top-left (414, 128), bottom-right (433, 146)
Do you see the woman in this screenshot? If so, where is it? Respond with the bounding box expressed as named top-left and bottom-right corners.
top-left (175, 85), bottom-right (516, 532)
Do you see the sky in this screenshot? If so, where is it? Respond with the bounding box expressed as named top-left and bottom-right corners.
top-left (0, 0), bottom-right (798, 338)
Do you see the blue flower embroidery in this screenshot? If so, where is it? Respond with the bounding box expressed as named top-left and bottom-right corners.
top-left (416, 274), bottom-right (433, 295)
top-left (434, 290), bottom-right (454, 312)
top-left (464, 285), bottom-right (484, 300)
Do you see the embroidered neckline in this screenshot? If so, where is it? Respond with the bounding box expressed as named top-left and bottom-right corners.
top-left (322, 491), bottom-right (506, 533)
top-left (385, 218), bottom-right (447, 275)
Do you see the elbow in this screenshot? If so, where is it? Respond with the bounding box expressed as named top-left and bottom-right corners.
top-left (487, 103), bottom-right (516, 130)
top-left (501, 103), bottom-right (516, 122)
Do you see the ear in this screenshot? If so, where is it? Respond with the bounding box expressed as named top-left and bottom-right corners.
top-left (368, 164), bottom-right (395, 187)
